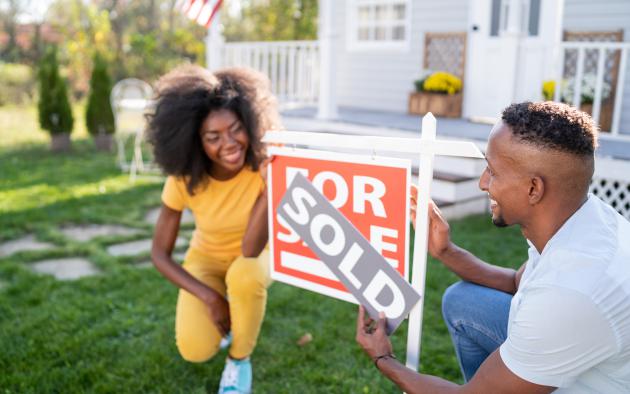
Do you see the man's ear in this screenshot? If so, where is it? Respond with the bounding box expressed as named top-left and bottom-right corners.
top-left (528, 176), bottom-right (544, 205)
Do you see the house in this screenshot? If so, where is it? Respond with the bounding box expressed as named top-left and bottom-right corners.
top-left (208, 0), bottom-right (630, 220)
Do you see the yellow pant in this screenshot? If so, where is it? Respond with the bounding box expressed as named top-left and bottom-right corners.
top-left (175, 248), bottom-right (271, 362)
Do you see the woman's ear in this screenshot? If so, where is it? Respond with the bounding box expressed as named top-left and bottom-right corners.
top-left (528, 176), bottom-right (544, 205)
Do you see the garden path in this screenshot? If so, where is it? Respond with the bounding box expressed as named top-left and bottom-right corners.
top-left (0, 207), bottom-right (193, 280)
top-left (0, 235), bottom-right (54, 257)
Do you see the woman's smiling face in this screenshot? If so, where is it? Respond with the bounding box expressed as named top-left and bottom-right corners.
top-left (200, 109), bottom-right (250, 181)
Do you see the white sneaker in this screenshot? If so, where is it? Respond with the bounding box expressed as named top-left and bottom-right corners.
top-left (218, 357), bottom-right (252, 394)
top-left (219, 333), bottom-right (232, 350)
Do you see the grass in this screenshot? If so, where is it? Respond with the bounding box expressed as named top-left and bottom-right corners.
top-left (0, 104), bottom-right (528, 393)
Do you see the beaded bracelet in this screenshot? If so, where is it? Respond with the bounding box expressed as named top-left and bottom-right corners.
top-left (373, 353), bottom-right (396, 369)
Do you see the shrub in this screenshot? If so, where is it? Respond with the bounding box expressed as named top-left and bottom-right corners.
top-left (415, 71), bottom-right (462, 95)
top-left (0, 63), bottom-right (36, 106)
top-left (37, 46), bottom-right (74, 135)
top-left (85, 52), bottom-right (115, 136)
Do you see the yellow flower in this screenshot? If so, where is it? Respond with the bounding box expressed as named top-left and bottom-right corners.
top-left (542, 80), bottom-right (555, 101)
top-left (422, 72), bottom-right (462, 95)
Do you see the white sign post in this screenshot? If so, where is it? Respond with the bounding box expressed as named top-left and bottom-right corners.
top-left (263, 113), bottom-right (484, 371)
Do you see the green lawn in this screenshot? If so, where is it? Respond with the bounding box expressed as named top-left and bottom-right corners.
top-left (0, 105), bottom-right (528, 393)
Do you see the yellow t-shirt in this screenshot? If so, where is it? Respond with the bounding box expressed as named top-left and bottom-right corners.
top-left (161, 167), bottom-right (264, 260)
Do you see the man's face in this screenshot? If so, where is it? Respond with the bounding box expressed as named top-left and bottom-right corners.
top-left (478, 122), bottom-right (531, 228)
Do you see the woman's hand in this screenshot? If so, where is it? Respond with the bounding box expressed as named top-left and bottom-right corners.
top-left (203, 291), bottom-right (231, 337)
top-left (259, 155), bottom-right (274, 192)
top-left (410, 185), bottom-right (454, 260)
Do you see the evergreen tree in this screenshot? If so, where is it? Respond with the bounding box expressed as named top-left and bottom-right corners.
top-left (37, 46), bottom-right (74, 135)
top-left (85, 52), bottom-right (115, 136)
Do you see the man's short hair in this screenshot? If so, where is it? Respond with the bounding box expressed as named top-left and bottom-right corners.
top-left (501, 102), bottom-right (598, 156)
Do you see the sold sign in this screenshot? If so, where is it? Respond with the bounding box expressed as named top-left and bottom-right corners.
top-left (277, 173), bottom-right (420, 334)
top-left (267, 147), bottom-right (411, 311)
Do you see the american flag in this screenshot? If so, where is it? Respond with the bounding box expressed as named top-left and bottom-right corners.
top-left (177, 0), bottom-right (224, 29)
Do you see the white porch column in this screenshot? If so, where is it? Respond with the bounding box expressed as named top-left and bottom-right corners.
top-left (316, 0), bottom-right (338, 120)
top-left (539, 0), bottom-right (565, 80)
top-left (206, 10), bottom-right (224, 71)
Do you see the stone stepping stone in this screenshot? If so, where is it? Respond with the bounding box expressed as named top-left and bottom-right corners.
top-left (134, 261), bottom-right (154, 269)
top-left (0, 235), bottom-right (54, 258)
top-left (145, 207), bottom-right (194, 225)
top-left (30, 257), bottom-right (101, 281)
top-left (60, 224), bottom-right (142, 242)
top-left (106, 237), bottom-right (187, 257)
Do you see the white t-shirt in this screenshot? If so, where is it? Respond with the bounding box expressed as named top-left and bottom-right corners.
top-left (499, 195), bottom-right (630, 393)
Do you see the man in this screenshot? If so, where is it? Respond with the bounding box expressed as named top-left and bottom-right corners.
top-left (356, 102), bottom-right (630, 393)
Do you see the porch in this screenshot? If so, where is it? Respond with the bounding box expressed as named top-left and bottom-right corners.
top-left (281, 105), bottom-right (630, 161)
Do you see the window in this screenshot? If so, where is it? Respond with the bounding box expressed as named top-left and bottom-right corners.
top-left (347, 0), bottom-right (411, 51)
top-left (489, 0), bottom-right (541, 38)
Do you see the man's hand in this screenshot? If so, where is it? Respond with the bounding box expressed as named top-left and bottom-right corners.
top-left (356, 305), bottom-right (393, 361)
top-left (204, 292), bottom-right (231, 337)
top-left (410, 185), bottom-right (454, 259)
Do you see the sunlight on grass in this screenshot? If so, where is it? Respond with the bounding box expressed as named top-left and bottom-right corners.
top-left (0, 103), bottom-right (89, 149)
top-left (0, 175), bottom-right (157, 213)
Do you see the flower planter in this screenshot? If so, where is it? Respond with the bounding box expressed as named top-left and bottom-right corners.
top-left (51, 133), bottom-right (71, 152)
top-left (94, 133), bottom-right (113, 152)
top-left (408, 92), bottom-right (462, 118)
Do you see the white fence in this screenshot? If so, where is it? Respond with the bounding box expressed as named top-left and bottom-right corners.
top-left (221, 40), bottom-right (320, 107)
top-left (555, 42), bottom-right (630, 137)
top-left (592, 157), bottom-right (630, 220)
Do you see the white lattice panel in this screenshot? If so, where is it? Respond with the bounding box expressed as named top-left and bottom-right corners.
top-left (590, 177), bottom-right (630, 220)
top-left (424, 32), bottom-right (467, 79)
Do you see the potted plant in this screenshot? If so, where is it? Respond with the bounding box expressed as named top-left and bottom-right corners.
top-left (85, 52), bottom-right (116, 151)
top-left (408, 70), bottom-right (463, 118)
top-left (542, 75), bottom-right (613, 130)
top-left (37, 45), bottom-right (74, 152)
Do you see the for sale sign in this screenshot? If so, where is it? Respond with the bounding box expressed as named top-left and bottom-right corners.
top-left (267, 147), bottom-right (411, 304)
top-left (277, 173), bottom-right (420, 334)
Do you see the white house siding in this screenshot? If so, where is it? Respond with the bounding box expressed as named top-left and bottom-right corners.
top-left (334, 0), bottom-right (469, 113)
top-left (563, 0), bottom-right (630, 136)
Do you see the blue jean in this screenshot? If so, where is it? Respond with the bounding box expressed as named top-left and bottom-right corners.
top-left (441, 281), bottom-right (512, 382)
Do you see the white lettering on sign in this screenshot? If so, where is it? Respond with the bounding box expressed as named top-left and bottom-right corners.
top-left (285, 167), bottom-right (387, 216)
top-left (276, 215), bottom-right (300, 243)
top-left (310, 214), bottom-right (345, 256)
top-left (283, 187), bottom-right (316, 225)
top-left (353, 176), bottom-right (386, 217)
top-left (313, 171), bottom-right (348, 209)
top-left (363, 270), bottom-right (405, 319)
top-left (338, 243), bottom-right (364, 289)
top-left (370, 225), bottom-right (399, 268)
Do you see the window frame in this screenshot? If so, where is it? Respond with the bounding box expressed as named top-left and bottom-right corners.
top-left (346, 0), bottom-right (412, 52)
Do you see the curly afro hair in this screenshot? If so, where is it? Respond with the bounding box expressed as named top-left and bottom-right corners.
top-left (501, 101), bottom-right (598, 156)
top-left (146, 65), bottom-right (280, 194)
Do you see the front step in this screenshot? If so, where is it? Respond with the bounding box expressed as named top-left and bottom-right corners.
top-left (412, 170), bottom-right (486, 203)
top-left (434, 197), bottom-right (489, 220)
top-left (432, 171), bottom-right (485, 202)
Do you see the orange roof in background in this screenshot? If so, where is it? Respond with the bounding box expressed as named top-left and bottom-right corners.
top-left (0, 23), bottom-right (61, 50)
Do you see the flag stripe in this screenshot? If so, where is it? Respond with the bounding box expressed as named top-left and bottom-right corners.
top-left (177, 0), bottom-right (222, 29)
top-left (204, 0), bottom-right (223, 28)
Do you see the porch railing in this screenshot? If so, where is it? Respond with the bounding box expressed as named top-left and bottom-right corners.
top-left (221, 40), bottom-right (320, 107)
top-left (555, 41), bottom-right (630, 136)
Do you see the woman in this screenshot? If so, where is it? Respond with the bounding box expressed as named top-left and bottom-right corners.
top-left (148, 64), bottom-right (280, 394)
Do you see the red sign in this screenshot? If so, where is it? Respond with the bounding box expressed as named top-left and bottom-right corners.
top-left (268, 147), bottom-right (411, 302)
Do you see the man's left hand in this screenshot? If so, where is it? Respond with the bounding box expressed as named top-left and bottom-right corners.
top-left (356, 305), bottom-right (393, 361)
